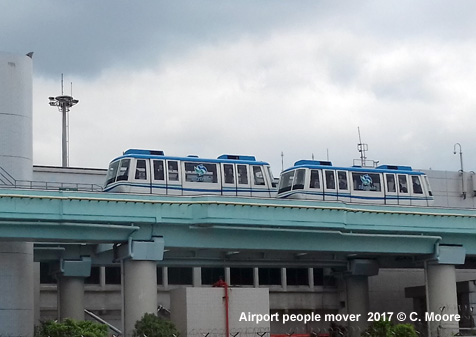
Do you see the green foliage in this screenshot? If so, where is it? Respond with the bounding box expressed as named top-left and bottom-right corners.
top-left (362, 319), bottom-right (394, 337)
top-left (36, 318), bottom-right (108, 337)
top-left (133, 313), bottom-right (180, 337)
top-left (392, 323), bottom-right (418, 337)
top-left (362, 319), bottom-right (418, 337)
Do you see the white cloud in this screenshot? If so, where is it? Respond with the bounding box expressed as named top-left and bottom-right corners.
top-left (31, 9), bottom-right (476, 177)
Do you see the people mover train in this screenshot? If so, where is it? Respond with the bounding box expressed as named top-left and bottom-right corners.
top-left (104, 149), bottom-right (276, 197)
top-left (277, 160), bottom-right (434, 206)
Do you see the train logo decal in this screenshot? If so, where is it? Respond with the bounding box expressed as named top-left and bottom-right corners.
top-left (360, 174), bottom-right (372, 186)
top-left (194, 164), bottom-right (208, 176)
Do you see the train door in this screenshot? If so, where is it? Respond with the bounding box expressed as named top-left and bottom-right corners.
top-left (308, 169), bottom-right (322, 200)
top-left (251, 165), bottom-right (271, 197)
top-left (131, 158), bottom-right (152, 193)
top-left (323, 170), bottom-right (337, 201)
top-left (410, 175), bottom-right (425, 206)
top-left (221, 163), bottom-right (238, 196)
top-left (151, 159), bottom-right (166, 195)
top-left (337, 170), bottom-right (350, 202)
top-left (397, 174), bottom-right (410, 205)
top-left (237, 164), bottom-right (252, 197)
top-left (384, 173), bottom-right (398, 205)
top-left (291, 169), bottom-right (306, 198)
top-left (166, 160), bottom-right (182, 195)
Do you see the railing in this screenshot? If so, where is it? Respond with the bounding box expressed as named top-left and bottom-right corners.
top-left (84, 309), bottom-right (122, 335)
top-left (0, 166), bottom-right (103, 192)
top-left (0, 166), bottom-right (15, 185)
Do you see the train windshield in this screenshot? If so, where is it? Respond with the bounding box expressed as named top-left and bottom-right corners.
top-left (278, 171), bottom-right (295, 193)
top-left (105, 161), bottom-right (120, 186)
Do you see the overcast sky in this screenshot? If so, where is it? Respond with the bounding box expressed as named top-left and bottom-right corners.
top-left (2, 1), bottom-right (476, 175)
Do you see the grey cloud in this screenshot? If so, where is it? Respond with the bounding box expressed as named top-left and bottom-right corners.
top-left (1, 0), bottom-right (343, 78)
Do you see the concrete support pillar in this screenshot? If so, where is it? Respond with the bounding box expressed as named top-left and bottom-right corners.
top-left (346, 275), bottom-right (369, 337)
top-left (0, 242), bottom-right (34, 337)
top-left (123, 260), bottom-right (158, 336)
top-left (34, 262), bottom-right (41, 326)
top-left (426, 263), bottom-right (459, 337)
top-left (58, 276), bottom-right (85, 321)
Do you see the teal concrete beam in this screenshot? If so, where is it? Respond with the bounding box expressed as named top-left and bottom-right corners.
top-left (2, 189), bottom-right (476, 255)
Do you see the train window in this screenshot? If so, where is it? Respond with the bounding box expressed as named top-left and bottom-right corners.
top-left (398, 175), bottom-right (408, 193)
top-left (352, 172), bottom-right (381, 192)
top-left (224, 164), bottom-right (235, 184)
top-left (292, 169), bottom-right (305, 190)
top-left (237, 165), bottom-right (248, 184)
top-left (168, 161), bottom-right (179, 181)
top-left (184, 162), bottom-right (218, 183)
top-left (278, 171), bottom-right (294, 193)
top-left (106, 161), bottom-right (119, 185)
top-left (135, 159), bottom-right (147, 180)
top-left (386, 174), bottom-right (396, 192)
top-left (411, 176), bottom-right (423, 194)
top-left (338, 171), bottom-right (348, 190)
top-left (309, 170), bottom-right (320, 189)
top-left (153, 160), bottom-right (165, 181)
top-left (325, 170), bottom-right (336, 189)
top-left (116, 159), bottom-right (130, 181)
top-left (253, 166), bottom-right (265, 185)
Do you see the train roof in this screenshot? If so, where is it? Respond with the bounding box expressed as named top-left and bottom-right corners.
top-left (110, 149), bottom-right (270, 166)
top-left (285, 160), bottom-right (424, 175)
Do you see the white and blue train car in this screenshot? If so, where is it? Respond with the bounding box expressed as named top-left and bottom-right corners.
top-left (277, 160), bottom-right (434, 206)
top-left (104, 149), bottom-right (276, 197)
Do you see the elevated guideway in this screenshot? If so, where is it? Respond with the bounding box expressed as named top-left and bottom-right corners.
top-left (1, 188), bottom-right (474, 336)
top-left (1, 188), bottom-right (475, 257)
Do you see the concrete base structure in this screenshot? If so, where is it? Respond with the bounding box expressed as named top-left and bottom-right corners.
top-left (122, 260), bottom-right (158, 336)
top-left (170, 287), bottom-right (270, 337)
top-left (58, 276), bottom-right (85, 321)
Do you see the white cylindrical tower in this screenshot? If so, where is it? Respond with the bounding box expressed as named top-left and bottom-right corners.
top-left (0, 51), bottom-right (33, 180)
top-left (0, 51), bottom-right (34, 337)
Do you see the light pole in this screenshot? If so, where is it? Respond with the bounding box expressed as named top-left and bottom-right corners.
top-left (453, 143), bottom-right (466, 199)
top-left (48, 76), bottom-right (79, 167)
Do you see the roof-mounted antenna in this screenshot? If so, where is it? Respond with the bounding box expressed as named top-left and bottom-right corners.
top-left (357, 127), bottom-right (368, 167)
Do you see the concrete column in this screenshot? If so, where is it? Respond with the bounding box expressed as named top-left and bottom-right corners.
top-left (163, 267), bottom-right (169, 289)
top-left (224, 267), bottom-right (231, 285)
top-left (0, 52), bottom-right (34, 337)
top-left (253, 267), bottom-right (259, 288)
top-left (58, 276), bottom-right (85, 321)
top-left (123, 260), bottom-right (158, 336)
top-left (34, 262), bottom-right (41, 326)
top-left (193, 267), bottom-right (202, 287)
top-left (426, 263), bottom-right (459, 337)
top-left (346, 275), bottom-right (369, 337)
top-left (281, 268), bottom-right (287, 291)
top-left (308, 267), bottom-right (314, 290)
top-left (0, 242), bottom-right (34, 336)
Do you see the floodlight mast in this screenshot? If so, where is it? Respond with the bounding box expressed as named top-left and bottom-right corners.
top-left (48, 74), bottom-right (79, 167)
